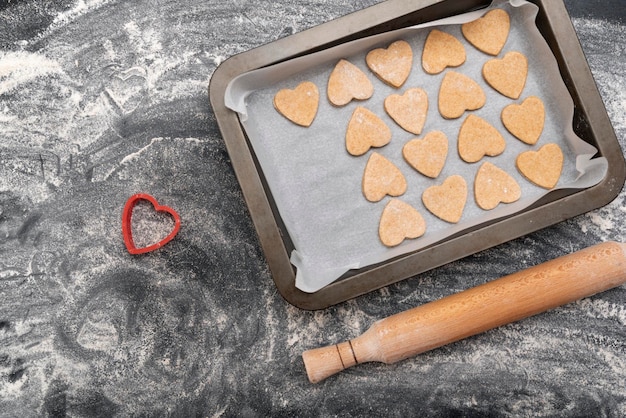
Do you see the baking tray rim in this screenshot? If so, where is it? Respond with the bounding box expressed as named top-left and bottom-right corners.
top-left (208, 0), bottom-right (626, 310)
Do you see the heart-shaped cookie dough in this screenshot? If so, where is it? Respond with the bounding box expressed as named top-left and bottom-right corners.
top-left (516, 143), bottom-right (564, 189)
top-left (327, 59), bottom-right (374, 106)
top-left (438, 71), bottom-right (486, 119)
top-left (402, 131), bottom-right (448, 179)
top-left (273, 81), bottom-right (319, 127)
top-left (483, 51), bottom-right (528, 100)
top-left (474, 162), bottom-right (522, 210)
top-left (362, 152), bottom-right (407, 202)
top-left (501, 96), bottom-right (545, 145)
top-left (422, 175), bottom-right (468, 223)
top-left (379, 198), bottom-right (426, 247)
top-left (366, 40), bottom-right (413, 88)
top-left (384, 87), bottom-right (429, 135)
top-left (458, 114), bottom-right (506, 163)
top-left (461, 8), bottom-right (511, 56)
top-left (346, 106), bottom-right (392, 156)
top-left (422, 29), bottom-right (466, 74)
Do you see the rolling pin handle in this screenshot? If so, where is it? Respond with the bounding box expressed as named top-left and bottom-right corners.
top-left (302, 342), bottom-right (356, 384)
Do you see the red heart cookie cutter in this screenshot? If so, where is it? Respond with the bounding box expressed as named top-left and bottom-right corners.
top-left (122, 193), bottom-right (181, 255)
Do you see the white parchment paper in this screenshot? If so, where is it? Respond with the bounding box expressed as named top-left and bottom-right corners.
top-left (225, 0), bottom-right (608, 293)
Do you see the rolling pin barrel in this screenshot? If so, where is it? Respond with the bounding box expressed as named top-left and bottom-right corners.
top-left (302, 241), bottom-right (626, 383)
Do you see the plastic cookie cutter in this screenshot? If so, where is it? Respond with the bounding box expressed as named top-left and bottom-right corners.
top-left (122, 193), bottom-right (181, 255)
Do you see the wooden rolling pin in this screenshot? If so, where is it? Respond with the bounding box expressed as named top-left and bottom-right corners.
top-left (302, 241), bottom-right (626, 383)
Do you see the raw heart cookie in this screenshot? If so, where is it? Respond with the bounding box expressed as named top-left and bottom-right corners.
top-left (422, 175), bottom-right (468, 223)
top-left (384, 87), bottom-right (429, 135)
top-left (346, 106), bottom-right (392, 156)
top-left (516, 143), bottom-right (564, 189)
top-left (482, 51), bottom-right (528, 100)
top-left (402, 131), bottom-right (448, 179)
top-left (422, 29), bottom-right (466, 75)
top-left (501, 96), bottom-right (545, 145)
top-left (327, 59), bottom-right (374, 106)
top-left (366, 40), bottom-right (413, 88)
top-left (438, 71), bottom-right (486, 119)
top-left (379, 198), bottom-right (426, 247)
top-left (458, 114), bottom-right (506, 163)
top-left (474, 162), bottom-right (522, 210)
top-left (273, 81), bottom-right (319, 127)
top-left (362, 152), bottom-right (407, 202)
top-left (461, 8), bottom-right (511, 56)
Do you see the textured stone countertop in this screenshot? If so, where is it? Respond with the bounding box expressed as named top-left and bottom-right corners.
top-left (1, 1), bottom-right (625, 416)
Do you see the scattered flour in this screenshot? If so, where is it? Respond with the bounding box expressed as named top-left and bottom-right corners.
top-left (578, 298), bottom-right (626, 326)
top-left (0, 51), bottom-right (61, 95)
top-left (48, 0), bottom-right (115, 33)
top-left (571, 18), bottom-right (626, 137)
top-left (569, 18), bottom-right (626, 240)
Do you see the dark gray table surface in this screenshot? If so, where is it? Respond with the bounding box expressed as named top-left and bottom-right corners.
top-left (1, 1), bottom-right (624, 416)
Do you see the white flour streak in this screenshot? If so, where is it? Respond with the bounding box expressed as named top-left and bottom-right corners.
top-left (117, 137), bottom-right (205, 167)
top-left (578, 298), bottom-right (626, 326)
top-left (119, 137), bottom-right (164, 165)
top-left (183, 138), bottom-right (206, 145)
top-left (585, 211), bottom-right (615, 233)
top-left (0, 52), bottom-right (61, 95)
top-left (49, 0), bottom-right (114, 30)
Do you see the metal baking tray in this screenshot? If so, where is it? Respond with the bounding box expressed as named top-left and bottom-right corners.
top-left (209, 0), bottom-right (625, 310)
